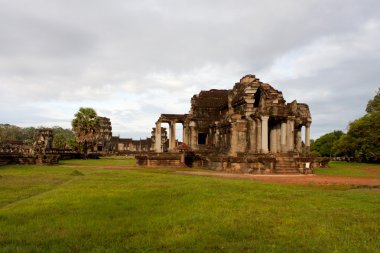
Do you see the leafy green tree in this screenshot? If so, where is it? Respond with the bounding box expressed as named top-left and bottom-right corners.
top-left (366, 88), bottom-right (380, 113)
top-left (21, 127), bottom-right (36, 145)
top-left (52, 133), bottom-right (67, 149)
top-left (333, 87), bottom-right (380, 162)
top-left (311, 130), bottom-right (343, 157)
top-left (52, 126), bottom-right (75, 149)
top-left (344, 113), bottom-right (379, 161)
top-left (0, 124), bottom-right (37, 144)
top-left (71, 107), bottom-right (100, 157)
top-left (0, 124), bottom-right (22, 143)
top-left (332, 134), bottom-right (354, 158)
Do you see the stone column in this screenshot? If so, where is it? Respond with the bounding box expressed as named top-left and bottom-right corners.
top-left (155, 121), bottom-right (161, 152)
top-left (261, 116), bottom-right (269, 154)
top-left (305, 122), bottom-right (311, 152)
top-left (189, 121), bottom-right (198, 150)
top-left (234, 119), bottom-right (248, 154)
top-left (276, 124), bottom-right (281, 152)
top-left (169, 121), bottom-right (176, 151)
top-left (229, 123), bottom-right (238, 155)
top-left (183, 124), bottom-right (188, 144)
top-left (296, 127), bottom-right (302, 152)
top-left (208, 128), bottom-right (213, 146)
top-left (255, 118), bottom-right (262, 152)
top-left (280, 121), bottom-right (287, 152)
top-left (270, 127), bottom-right (277, 153)
top-left (287, 116), bottom-right (295, 151)
top-left (249, 119), bottom-right (256, 153)
top-left (215, 128), bottom-right (220, 147)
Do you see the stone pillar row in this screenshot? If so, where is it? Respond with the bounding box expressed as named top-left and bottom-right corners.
top-left (246, 115), bottom-right (311, 154)
top-left (155, 117), bottom-right (311, 154)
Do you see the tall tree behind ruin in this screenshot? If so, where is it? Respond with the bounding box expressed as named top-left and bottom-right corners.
top-left (71, 107), bottom-right (100, 157)
top-left (0, 124), bottom-right (36, 144)
top-left (311, 130), bottom-right (343, 157)
top-left (333, 88), bottom-right (380, 162)
top-left (366, 88), bottom-right (380, 113)
top-left (52, 126), bottom-right (76, 149)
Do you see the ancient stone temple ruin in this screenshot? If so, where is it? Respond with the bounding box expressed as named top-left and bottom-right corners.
top-left (93, 117), bottom-right (113, 152)
top-left (137, 74), bottom-right (314, 174)
top-left (33, 128), bottom-right (60, 164)
top-left (0, 128), bottom-right (61, 165)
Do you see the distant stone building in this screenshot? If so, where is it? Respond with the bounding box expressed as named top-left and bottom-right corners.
top-left (110, 137), bottom-right (154, 152)
top-left (140, 74), bottom-right (313, 174)
top-left (93, 117), bottom-right (112, 152)
top-left (33, 128), bottom-right (53, 153)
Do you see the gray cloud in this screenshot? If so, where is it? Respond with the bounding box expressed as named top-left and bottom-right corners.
top-left (0, 0), bottom-right (379, 139)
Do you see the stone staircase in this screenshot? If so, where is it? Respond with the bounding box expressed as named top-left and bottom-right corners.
top-left (274, 153), bottom-right (300, 174)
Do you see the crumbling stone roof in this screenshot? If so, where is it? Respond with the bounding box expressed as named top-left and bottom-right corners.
top-left (159, 114), bottom-right (188, 123)
top-left (192, 89), bottom-right (229, 109)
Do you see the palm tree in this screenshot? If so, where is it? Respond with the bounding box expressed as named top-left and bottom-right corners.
top-left (71, 107), bottom-right (100, 158)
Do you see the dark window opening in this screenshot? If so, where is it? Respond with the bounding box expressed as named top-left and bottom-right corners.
top-left (198, 133), bottom-right (207, 145)
top-left (97, 145), bottom-right (103, 151)
top-left (254, 89), bottom-right (261, 108)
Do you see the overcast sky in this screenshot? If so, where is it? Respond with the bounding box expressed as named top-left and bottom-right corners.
top-left (0, 0), bottom-right (379, 140)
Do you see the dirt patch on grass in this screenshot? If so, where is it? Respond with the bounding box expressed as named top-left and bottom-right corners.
top-left (61, 164), bottom-right (380, 186)
top-left (62, 165), bottom-right (137, 169)
top-left (176, 171), bottom-right (380, 186)
top-left (361, 167), bottom-right (380, 176)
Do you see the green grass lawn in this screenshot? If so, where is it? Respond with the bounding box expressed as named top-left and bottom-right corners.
top-left (1, 159), bottom-right (380, 252)
top-left (314, 161), bottom-right (380, 178)
top-left (59, 157), bottom-right (136, 166)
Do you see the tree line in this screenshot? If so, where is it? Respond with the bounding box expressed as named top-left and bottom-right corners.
top-left (311, 88), bottom-right (380, 162)
top-left (0, 124), bottom-right (76, 149)
top-left (1, 107), bottom-right (104, 157)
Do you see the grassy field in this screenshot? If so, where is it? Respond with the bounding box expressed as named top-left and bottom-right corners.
top-left (59, 157), bottom-right (137, 166)
top-left (0, 159), bottom-right (380, 252)
top-left (315, 161), bottom-right (380, 178)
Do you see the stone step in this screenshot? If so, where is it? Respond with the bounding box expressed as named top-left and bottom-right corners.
top-left (275, 154), bottom-right (301, 174)
top-left (275, 166), bottom-right (298, 170)
top-left (276, 164), bottom-right (296, 167)
top-left (274, 170), bottom-right (299, 173)
top-left (276, 168), bottom-right (297, 171)
top-left (276, 163), bottom-right (297, 166)
top-left (274, 171), bottom-right (300, 174)
top-left (274, 168), bottom-right (300, 172)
